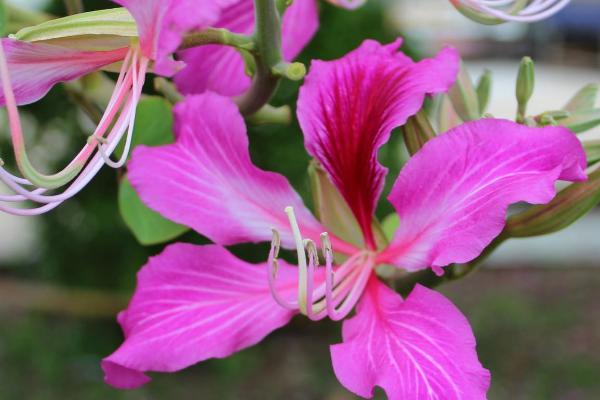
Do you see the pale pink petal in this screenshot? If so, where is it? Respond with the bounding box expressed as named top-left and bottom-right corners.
top-left (331, 278), bottom-right (490, 400)
top-left (175, 0), bottom-right (318, 96)
top-left (112, 0), bottom-right (223, 75)
top-left (0, 39), bottom-right (128, 106)
top-left (297, 39), bottom-right (459, 248)
top-left (128, 93), bottom-right (344, 251)
top-left (103, 243), bottom-right (298, 389)
top-left (379, 119), bottom-right (587, 272)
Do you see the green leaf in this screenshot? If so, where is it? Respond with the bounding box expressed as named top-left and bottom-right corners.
top-left (117, 96), bottom-right (187, 245)
top-left (119, 177), bottom-right (189, 246)
top-left (0, 1), bottom-right (7, 36)
top-left (115, 95), bottom-right (174, 159)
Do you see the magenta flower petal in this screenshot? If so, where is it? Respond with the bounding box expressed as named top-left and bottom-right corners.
top-left (297, 39), bottom-right (459, 247)
top-left (112, 0), bottom-right (223, 75)
top-left (380, 119), bottom-right (587, 272)
top-left (175, 0), bottom-right (318, 96)
top-left (128, 93), bottom-right (327, 248)
top-left (330, 278), bottom-right (490, 399)
top-left (103, 243), bottom-right (298, 389)
top-left (0, 39), bottom-right (128, 106)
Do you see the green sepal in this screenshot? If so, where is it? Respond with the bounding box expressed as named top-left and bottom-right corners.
top-left (563, 83), bottom-right (598, 113)
top-left (308, 160), bottom-right (364, 248)
top-left (505, 167), bottom-right (600, 238)
top-left (13, 8), bottom-right (136, 50)
top-left (560, 109), bottom-right (600, 134)
top-left (119, 177), bottom-right (189, 246)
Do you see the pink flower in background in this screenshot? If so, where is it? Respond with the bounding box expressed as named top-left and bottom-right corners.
top-left (0, 0), bottom-right (224, 215)
top-left (101, 39), bottom-right (587, 398)
top-left (175, 0), bottom-right (319, 97)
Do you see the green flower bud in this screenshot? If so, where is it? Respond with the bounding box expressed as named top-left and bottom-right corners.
top-left (476, 69), bottom-right (492, 114)
top-left (449, 62), bottom-right (480, 121)
top-left (402, 109), bottom-right (436, 155)
top-left (516, 56), bottom-right (535, 123)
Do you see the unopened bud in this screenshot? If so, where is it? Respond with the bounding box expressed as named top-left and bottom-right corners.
top-left (516, 57), bottom-right (535, 123)
top-left (449, 62), bottom-right (480, 121)
top-left (476, 69), bottom-right (492, 114)
top-left (402, 110), bottom-right (436, 155)
top-left (505, 167), bottom-right (600, 237)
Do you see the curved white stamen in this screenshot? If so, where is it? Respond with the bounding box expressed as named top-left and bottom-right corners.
top-left (285, 206), bottom-right (309, 314)
top-left (0, 47), bottom-right (149, 215)
top-left (268, 207), bottom-right (374, 321)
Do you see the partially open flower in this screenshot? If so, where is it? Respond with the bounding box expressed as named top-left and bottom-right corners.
top-left (0, 1), bottom-right (222, 215)
top-left (451, 0), bottom-right (571, 24)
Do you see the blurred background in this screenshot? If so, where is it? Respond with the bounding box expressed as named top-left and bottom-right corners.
top-left (0, 0), bottom-right (599, 398)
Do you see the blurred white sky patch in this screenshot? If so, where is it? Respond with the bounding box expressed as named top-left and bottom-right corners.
top-left (7, 0), bottom-right (51, 9)
top-left (0, 183), bottom-right (39, 265)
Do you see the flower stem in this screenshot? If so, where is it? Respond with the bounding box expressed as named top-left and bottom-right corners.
top-left (180, 28), bottom-right (255, 51)
top-left (235, 0), bottom-right (284, 115)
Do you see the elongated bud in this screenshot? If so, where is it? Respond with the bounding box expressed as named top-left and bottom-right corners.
top-left (476, 69), bottom-right (492, 114)
top-left (402, 109), bottom-right (436, 155)
top-left (438, 95), bottom-right (463, 133)
top-left (516, 57), bottom-right (535, 123)
top-left (13, 8), bottom-right (136, 50)
top-left (505, 167), bottom-right (600, 237)
top-left (449, 62), bottom-right (480, 121)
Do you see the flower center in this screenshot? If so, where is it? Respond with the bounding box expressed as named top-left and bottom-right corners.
top-left (268, 206), bottom-right (375, 321)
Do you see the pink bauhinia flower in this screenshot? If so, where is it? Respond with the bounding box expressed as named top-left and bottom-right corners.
top-left (101, 40), bottom-right (587, 398)
top-left (0, 0), bottom-right (229, 215)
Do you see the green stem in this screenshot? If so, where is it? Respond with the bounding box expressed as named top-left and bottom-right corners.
top-left (180, 28), bottom-right (255, 51)
top-left (235, 0), bottom-right (284, 115)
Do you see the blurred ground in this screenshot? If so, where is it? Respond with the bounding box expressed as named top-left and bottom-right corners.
top-left (1, 266), bottom-right (598, 399)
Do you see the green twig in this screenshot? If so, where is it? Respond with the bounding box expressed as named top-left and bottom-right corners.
top-left (235, 0), bottom-right (285, 115)
top-left (180, 28), bottom-right (255, 52)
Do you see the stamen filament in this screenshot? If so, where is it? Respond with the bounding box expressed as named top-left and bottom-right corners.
top-left (285, 206), bottom-right (309, 314)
